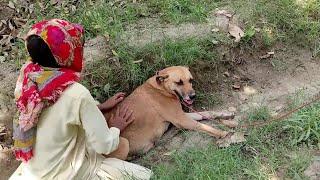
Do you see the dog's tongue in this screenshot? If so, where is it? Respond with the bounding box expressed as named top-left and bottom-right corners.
top-left (184, 99), bottom-right (194, 106)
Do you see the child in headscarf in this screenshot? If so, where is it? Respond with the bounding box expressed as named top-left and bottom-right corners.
top-left (10, 19), bottom-right (152, 180)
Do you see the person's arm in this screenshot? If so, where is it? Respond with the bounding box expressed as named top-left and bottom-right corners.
top-left (80, 92), bottom-right (120, 154)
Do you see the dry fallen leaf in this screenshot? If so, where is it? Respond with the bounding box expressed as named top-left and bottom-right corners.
top-left (232, 83), bottom-right (241, 89)
top-left (163, 150), bottom-right (176, 156)
top-left (233, 75), bottom-right (241, 80)
top-left (228, 106), bottom-right (237, 112)
top-left (8, 1), bottom-right (15, 9)
top-left (211, 28), bottom-right (219, 32)
top-left (260, 51), bottom-right (275, 59)
top-left (243, 86), bottom-right (257, 96)
top-left (215, 10), bottom-right (233, 18)
top-left (0, 56), bottom-right (6, 63)
top-left (223, 71), bottom-right (230, 77)
top-left (216, 132), bottom-right (246, 148)
top-left (133, 59), bottom-right (143, 64)
top-left (211, 39), bottom-right (219, 45)
top-left (228, 23), bottom-right (244, 42)
top-left (8, 21), bottom-right (14, 30)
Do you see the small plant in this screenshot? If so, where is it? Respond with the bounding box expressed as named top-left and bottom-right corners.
top-left (286, 89), bottom-right (307, 110)
top-left (284, 102), bottom-right (320, 146)
top-left (247, 105), bottom-right (272, 122)
top-left (242, 26), bottom-right (256, 43)
top-left (261, 26), bottom-right (276, 47)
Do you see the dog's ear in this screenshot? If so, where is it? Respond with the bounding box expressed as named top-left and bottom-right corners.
top-left (156, 71), bottom-right (169, 84)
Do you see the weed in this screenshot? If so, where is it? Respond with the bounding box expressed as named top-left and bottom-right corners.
top-left (86, 37), bottom-right (219, 101)
top-left (145, 0), bottom-right (218, 24)
top-left (284, 102), bottom-right (320, 146)
top-left (232, 0), bottom-right (320, 48)
top-left (242, 26), bottom-right (256, 43)
top-left (286, 89), bottom-right (307, 110)
top-left (247, 105), bottom-right (272, 122)
top-left (151, 121), bottom-right (312, 179)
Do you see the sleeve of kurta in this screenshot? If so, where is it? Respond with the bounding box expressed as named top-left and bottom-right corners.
top-left (79, 91), bottom-right (120, 155)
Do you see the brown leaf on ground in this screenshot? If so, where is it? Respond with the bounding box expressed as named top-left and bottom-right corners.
top-left (232, 83), bottom-right (241, 89)
top-left (243, 86), bottom-right (257, 96)
top-left (260, 51), bottom-right (275, 59)
top-left (8, 1), bottom-right (15, 9)
top-left (228, 23), bottom-right (244, 42)
top-left (223, 71), bottom-right (230, 77)
top-left (216, 132), bottom-right (246, 148)
top-left (228, 106), bottom-right (237, 112)
top-left (214, 10), bottom-right (233, 18)
top-left (214, 10), bottom-right (231, 32)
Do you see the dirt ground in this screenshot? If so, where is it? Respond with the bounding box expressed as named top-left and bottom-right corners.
top-left (2, 41), bottom-right (319, 179)
top-left (1, 5), bottom-right (320, 180)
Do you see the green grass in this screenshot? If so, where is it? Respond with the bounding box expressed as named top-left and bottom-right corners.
top-left (231, 0), bottom-right (320, 51)
top-left (30, 0), bottom-right (218, 39)
top-left (143, 0), bottom-right (218, 24)
top-left (150, 96), bottom-right (318, 179)
top-left (151, 122), bottom-right (313, 179)
top-left (284, 102), bottom-right (320, 146)
top-left (83, 37), bottom-right (221, 101)
top-left (247, 105), bottom-right (272, 122)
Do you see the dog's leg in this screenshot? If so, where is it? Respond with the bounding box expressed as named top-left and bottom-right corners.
top-left (172, 116), bottom-right (229, 138)
top-left (186, 111), bottom-right (237, 128)
top-left (104, 137), bottom-right (129, 160)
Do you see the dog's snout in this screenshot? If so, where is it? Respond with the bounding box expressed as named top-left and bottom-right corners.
top-left (189, 92), bottom-right (196, 100)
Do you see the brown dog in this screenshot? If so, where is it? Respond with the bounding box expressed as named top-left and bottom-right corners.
top-left (104, 66), bottom-right (235, 159)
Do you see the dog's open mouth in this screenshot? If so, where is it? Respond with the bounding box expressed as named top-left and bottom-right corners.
top-left (183, 99), bottom-right (194, 106)
top-left (174, 90), bottom-right (194, 106)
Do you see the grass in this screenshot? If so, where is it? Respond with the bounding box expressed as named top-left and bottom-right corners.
top-left (143, 0), bottom-right (218, 24)
top-left (231, 0), bottom-right (320, 52)
top-left (83, 37), bottom-right (222, 101)
top-left (9, 0), bottom-right (320, 179)
top-left (150, 91), bottom-right (319, 179)
top-left (284, 102), bottom-right (320, 146)
top-left (29, 0), bottom-right (218, 39)
top-left (247, 105), bottom-right (272, 122)
top-left (151, 122), bottom-right (313, 179)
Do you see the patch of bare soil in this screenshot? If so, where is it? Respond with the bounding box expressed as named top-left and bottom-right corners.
top-left (121, 9), bottom-right (241, 47)
top-left (0, 63), bottom-right (19, 180)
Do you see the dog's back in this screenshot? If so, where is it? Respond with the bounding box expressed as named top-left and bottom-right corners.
top-left (105, 77), bottom-right (176, 154)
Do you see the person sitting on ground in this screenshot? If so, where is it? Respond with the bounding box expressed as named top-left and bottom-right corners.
top-left (10, 19), bottom-right (152, 180)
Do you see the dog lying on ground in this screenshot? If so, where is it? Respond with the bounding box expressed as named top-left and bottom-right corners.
top-left (104, 66), bottom-right (236, 159)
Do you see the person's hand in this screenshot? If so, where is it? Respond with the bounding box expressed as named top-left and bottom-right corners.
top-left (98, 92), bottom-right (125, 112)
top-left (108, 105), bottom-right (134, 132)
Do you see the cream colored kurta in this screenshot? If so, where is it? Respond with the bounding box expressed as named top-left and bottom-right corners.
top-left (10, 83), bottom-right (152, 180)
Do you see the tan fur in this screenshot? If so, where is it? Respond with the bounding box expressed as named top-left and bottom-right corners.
top-left (104, 66), bottom-right (234, 158)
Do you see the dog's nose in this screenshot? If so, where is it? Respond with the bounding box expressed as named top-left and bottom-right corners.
top-left (189, 93), bottom-right (196, 100)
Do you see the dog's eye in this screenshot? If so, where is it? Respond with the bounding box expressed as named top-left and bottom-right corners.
top-left (189, 78), bottom-right (194, 84)
top-left (175, 80), bottom-right (184, 86)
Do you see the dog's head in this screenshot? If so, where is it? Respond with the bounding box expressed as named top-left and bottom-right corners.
top-left (155, 66), bottom-right (195, 106)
